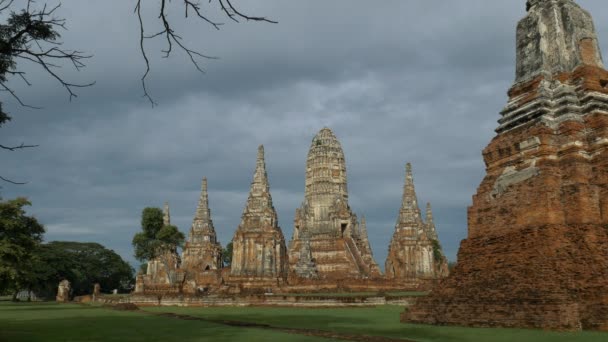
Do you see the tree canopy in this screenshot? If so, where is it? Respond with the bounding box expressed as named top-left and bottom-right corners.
top-left (222, 241), bottom-right (233, 267)
top-left (0, 197), bottom-right (44, 294)
top-left (0, 0), bottom-right (274, 185)
top-left (27, 241), bottom-right (134, 298)
top-left (132, 207), bottom-right (185, 263)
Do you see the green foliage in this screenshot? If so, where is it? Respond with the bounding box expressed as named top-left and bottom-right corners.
top-left (138, 263), bottom-right (148, 275)
top-left (0, 8), bottom-right (62, 121)
top-left (0, 302), bottom-right (322, 342)
top-left (132, 207), bottom-right (185, 263)
top-left (141, 207), bottom-right (164, 238)
top-left (143, 306), bottom-right (608, 342)
top-left (156, 225), bottom-right (185, 247)
top-left (222, 241), bottom-right (233, 267)
top-left (0, 198), bottom-right (44, 294)
top-left (431, 239), bottom-right (443, 264)
top-left (26, 241), bottom-right (134, 298)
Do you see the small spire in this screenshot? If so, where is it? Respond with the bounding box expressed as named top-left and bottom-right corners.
top-left (396, 162), bottom-right (424, 228)
top-left (425, 202), bottom-right (439, 241)
top-left (239, 145), bottom-right (277, 229)
top-left (251, 145), bottom-right (271, 196)
top-left (254, 145), bottom-right (268, 185)
top-left (163, 201), bottom-right (171, 226)
top-left (426, 203), bottom-right (434, 226)
top-left (195, 177), bottom-right (211, 222)
top-left (360, 215), bottom-right (367, 235)
top-left (257, 145), bottom-right (265, 164)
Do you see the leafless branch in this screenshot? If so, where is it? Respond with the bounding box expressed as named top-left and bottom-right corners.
top-left (0, 142), bottom-right (39, 151)
top-left (1, 1), bottom-right (94, 104)
top-left (0, 0), bottom-right (14, 13)
top-left (0, 81), bottom-right (41, 109)
top-left (0, 175), bottom-right (27, 185)
top-left (135, 0), bottom-right (276, 105)
top-left (218, 0), bottom-right (277, 24)
top-left (0, 1), bottom-right (93, 186)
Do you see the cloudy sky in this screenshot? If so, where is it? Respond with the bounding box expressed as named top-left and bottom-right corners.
top-left (2, 0), bottom-right (607, 268)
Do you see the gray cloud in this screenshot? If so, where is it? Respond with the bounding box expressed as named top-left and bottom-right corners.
top-left (1, 0), bottom-right (607, 268)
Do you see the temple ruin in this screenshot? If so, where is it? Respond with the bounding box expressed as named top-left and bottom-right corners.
top-left (403, 0), bottom-right (608, 331)
top-left (229, 145), bottom-right (288, 288)
top-left (134, 128), bottom-right (448, 296)
top-left (288, 128), bottom-right (381, 280)
top-left (182, 178), bottom-right (223, 272)
top-left (385, 163), bottom-right (448, 281)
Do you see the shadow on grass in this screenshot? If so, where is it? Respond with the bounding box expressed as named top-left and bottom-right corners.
top-left (0, 304), bottom-right (331, 342)
top-left (0, 304), bottom-right (98, 312)
top-left (144, 306), bottom-right (608, 342)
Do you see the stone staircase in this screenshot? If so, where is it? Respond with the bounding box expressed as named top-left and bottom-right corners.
top-left (344, 238), bottom-right (369, 277)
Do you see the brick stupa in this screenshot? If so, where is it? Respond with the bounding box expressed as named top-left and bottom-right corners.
top-left (230, 146), bottom-right (288, 287)
top-left (385, 163), bottom-right (449, 281)
top-left (288, 128), bottom-right (381, 280)
top-left (403, 0), bottom-right (608, 330)
top-left (181, 178), bottom-right (223, 272)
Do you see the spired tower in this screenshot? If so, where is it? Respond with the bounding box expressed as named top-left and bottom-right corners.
top-left (181, 178), bottom-right (223, 272)
top-left (385, 163), bottom-right (448, 281)
top-left (404, 0), bottom-right (608, 331)
top-left (163, 201), bottom-right (171, 226)
top-left (230, 146), bottom-right (288, 283)
top-left (288, 127), bottom-right (381, 279)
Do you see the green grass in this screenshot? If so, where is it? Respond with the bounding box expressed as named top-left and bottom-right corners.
top-left (0, 302), bottom-right (334, 342)
top-left (275, 291), bottom-right (427, 298)
top-left (143, 305), bottom-right (608, 342)
top-left (3, 302), bottom-right (607, 342)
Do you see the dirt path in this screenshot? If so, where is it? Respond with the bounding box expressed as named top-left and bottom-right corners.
top-left (149, 310), bottom-right (414, 342)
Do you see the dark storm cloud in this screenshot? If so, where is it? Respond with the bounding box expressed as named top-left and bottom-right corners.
top-left (1, 0), bottom-right (607, 267)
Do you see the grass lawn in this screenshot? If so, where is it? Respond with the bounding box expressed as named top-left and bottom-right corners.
top-left (275, 291), bottom-right (428, 298)
top-left (0, 302), bottom-right (334, 342)
top-left (143, 305), bottom-right (608, 342)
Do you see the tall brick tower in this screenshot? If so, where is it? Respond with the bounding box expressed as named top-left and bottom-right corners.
top-left (288, 127), bottom-right (381, 280)
top-left (385, 163), bottom-right (449, 281)
top-left (403, 0), bottom-right (608, 331)
top-left (230, 146), bottom-right (288, 285)
top-left (181, 178), bottom-right (223, 272)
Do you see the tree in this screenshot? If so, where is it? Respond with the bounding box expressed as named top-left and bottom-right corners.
top-left (132, 207), bottom-right (185, 264)
top-left (24, 241), bottom-right (134, 298)
top-left (0, 197), bottom-right (44, 297)
top-left (0, 0), bottom-right (92, 185)
top-left (135, 0), bottom-right (276, 104)
top-left (0, 0), bottom-right (274, 184)
top-left (222, 241), bottom-right (233, 267)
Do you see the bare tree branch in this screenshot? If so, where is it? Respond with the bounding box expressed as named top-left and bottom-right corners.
top-left (0, 142), bottom-right (39, 151)
top-left (0, 0), bottom-right (15, 13)
top-left (0, 175), bottom-right (27, 185)
top-left (0, 1), bottom-right (94, 104)
top-left (135, 0), bottom-right (276, 105)
top-left (0, 0), bottom-right (93, 186)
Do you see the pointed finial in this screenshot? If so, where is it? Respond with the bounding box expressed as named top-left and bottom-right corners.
top-left (163, 201), bottom-right (171, 226)
top-left (396, 162), bottom-right (423, 227)
top-left (405, 163), bottom-right (414, 187)
top-left (426, 202), bottom-right (434, 223)
top-left (425, 202), bottom-right (439, 240)
top-left (195, 176), bottom-right (210, 219)
top-left (257, 145), bottom-right (265, 162)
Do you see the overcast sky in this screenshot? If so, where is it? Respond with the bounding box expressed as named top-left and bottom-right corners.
top-left (2, 0), bottom-right (607, 268)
